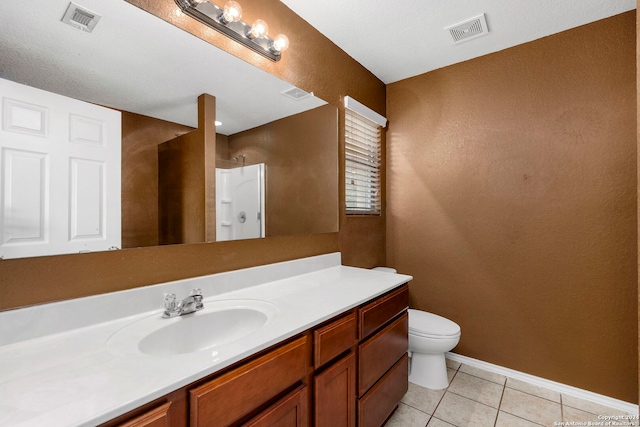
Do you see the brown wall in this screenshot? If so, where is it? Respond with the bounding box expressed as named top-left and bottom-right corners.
top-left (637, 1), bottom-right (639, 407)
top-left (227, 105), bottom-right (339, 237)
top-left (158, 132), bottom-right (207, 244)
top-left (387, 12), bottom-right (637, 402)
top-left (121, 111), bottom-right (193, 248)
top-left (0, 0), bottom-right (385, 311)
top-left (124, 95), bottom-right (217, 247)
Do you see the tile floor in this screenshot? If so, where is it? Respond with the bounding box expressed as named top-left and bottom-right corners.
top-left (386, 359), bottom-right (639, 427)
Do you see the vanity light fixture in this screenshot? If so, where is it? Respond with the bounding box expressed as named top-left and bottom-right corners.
top-left (174, 0), bottom-right (290, 61)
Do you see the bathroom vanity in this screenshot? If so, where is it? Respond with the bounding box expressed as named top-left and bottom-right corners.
top-left (0, 253), bottom-right (411, 427)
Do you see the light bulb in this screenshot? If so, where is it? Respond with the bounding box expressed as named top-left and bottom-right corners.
top-left (248, 19), bottom-right (268, 39)
top-left (221, 1), bottom-right (242, 24)
top-left (271, 34), bottom-right (289, 53)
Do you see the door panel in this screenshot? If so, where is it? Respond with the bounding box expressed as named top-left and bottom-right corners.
top-left (0, 77), bottom-right (121, 258)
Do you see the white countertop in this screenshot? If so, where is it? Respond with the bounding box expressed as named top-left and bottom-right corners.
top-left (0, 253), bottom-right (411, 427)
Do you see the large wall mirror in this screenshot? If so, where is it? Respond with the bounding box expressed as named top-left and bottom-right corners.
top-left (0, 0), bottom-right (338, 259)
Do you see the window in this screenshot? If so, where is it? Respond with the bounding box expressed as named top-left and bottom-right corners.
top-left (344, 96), bottom-right (387, 215)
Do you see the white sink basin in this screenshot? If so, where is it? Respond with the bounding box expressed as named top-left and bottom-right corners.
top-left (107, 299), bottom-right (279, 357)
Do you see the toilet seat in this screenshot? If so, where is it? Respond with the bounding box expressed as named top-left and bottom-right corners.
top-left (408, 309), bottom-right (461, 339)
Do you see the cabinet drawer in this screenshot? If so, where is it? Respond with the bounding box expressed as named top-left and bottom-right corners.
top-left (190, 336), bottom-right (308, 427)
top-left (357, 354), bottom-right (409, 427)
top-left (116, 402), bottom-right (172, 427)
top-left (244, 385), bottom-right (309, 427)
top-left (314, 312), bottom-right (357, 369)
top-left (358, 312), bottom-right (408, 397)
top-left (358, 285), bottom-right (408, 340)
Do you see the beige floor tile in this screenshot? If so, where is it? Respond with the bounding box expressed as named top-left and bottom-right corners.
top-left (403, 381), bottom-right (446, 415)
top-left (447, 368), bottom-right (457, 384)
top-left (562, 394), bottom-right (626, 417)
top-left (447, 372), bottom-right (504, 408)
top-left (563, 405), bottom-right (605, 423)
top-left (458, 364), bottom-right (506, 385)
top-left (385, 403), bottom-right (431, 427)
top-left (433, 392), bottom-right (498, 426)
top-left (506, 378), bottom-right (560, 403)
top-left (500, 388), bottom-right (561, 426)
top-left (495, 411), bottom-right (544, 427)
top-left (445, 358), bottom-right (461, 370)
top-left (427, 417), bottom-right (456, 427)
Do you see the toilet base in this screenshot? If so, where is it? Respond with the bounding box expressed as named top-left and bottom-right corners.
top-left (409, 352), bottom-right (449, 390)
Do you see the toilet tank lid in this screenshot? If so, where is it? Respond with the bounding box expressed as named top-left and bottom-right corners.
top-left (408, 309), bottom-right (460, 337)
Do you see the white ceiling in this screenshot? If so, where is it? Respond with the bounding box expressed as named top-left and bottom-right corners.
top-left (0, 0), bottom-right (325, 134)
top-left (1, 0), bottom-right (634, 126)
top-left (280, 0), bottom-right (636, 84)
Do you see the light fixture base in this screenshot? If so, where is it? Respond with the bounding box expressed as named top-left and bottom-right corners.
top-left (175, 0), bottom-right (282, 62)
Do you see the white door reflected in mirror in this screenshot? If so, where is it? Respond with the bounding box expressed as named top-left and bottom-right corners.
top-left (0, 77), bottom-right (121, 259)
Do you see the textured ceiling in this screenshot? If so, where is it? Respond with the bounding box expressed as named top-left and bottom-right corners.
top-left (0, 0), bottom-right (325, 133)
top-left (1, 0), bottom-right (634, 125)
top-left (280, 0), bottom-right (636, 84)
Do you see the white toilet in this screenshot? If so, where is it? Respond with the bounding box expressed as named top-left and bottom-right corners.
top-left (372, 267), bottom-right (461, 390)
top-left (408, 308), bottom-right (461, 389)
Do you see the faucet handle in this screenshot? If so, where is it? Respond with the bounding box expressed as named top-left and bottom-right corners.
top-left (163, 293), bottom-right (178, 311)
top-left (191, 288), bottom-right (204, 311)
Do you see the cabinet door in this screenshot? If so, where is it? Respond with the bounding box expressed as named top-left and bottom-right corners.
top-left (116, 402), bottom-right (172, 427)
top-left (244, 386), bottom-right (309, 427)
top-left (314, 352), bottom-right (356, 427)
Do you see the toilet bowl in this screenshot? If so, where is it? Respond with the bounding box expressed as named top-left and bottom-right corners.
top-left (371, 267), bottom-right (461, 390)
top-left (408, 309), bottom-right (460, 390)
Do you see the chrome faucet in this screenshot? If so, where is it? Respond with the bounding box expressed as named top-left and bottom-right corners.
top-left (163, 288), bottom-right (204, 318)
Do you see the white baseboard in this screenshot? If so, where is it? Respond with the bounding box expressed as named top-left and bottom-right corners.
top-left (445, 352), bottom-right (638, 415)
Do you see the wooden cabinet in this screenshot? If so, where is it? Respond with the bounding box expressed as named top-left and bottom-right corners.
top-left (102, 284), bottom-right (409, 427)
top-left (102, 389), bottom-right (187, 427)
top-left (358, 313), bottom-right (408, 397)
top-left (116, 402), bottom-right (172, 427)
top-left (313, 312), bottom-right (357, 369)
top-left (358, 286), bottom-right (409, 341)
top-left (245, 386), bottom-right (309, 427)
top-left (314, 350), bottom-right (357, 427)
top-left (357, 285), bottom-right (409, 427)
top-left (190, 336), bottom-right (308, 427)
top-left (358, 355), bottom-right (409, 427)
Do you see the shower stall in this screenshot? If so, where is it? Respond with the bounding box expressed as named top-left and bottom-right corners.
top-left (215, 163), bottom-right (265, 241)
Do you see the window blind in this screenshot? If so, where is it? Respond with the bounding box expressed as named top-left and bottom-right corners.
top-left (345, 108), bottom-right (382, 215)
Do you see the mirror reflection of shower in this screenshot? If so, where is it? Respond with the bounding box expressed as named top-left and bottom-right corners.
top-left (215, 156), bottom-right (265, 241)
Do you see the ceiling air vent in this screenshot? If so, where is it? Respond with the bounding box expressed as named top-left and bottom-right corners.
top-left (445, 13), bottom-right (489, 44)
top-left (281, 87), bottom-right (312, 101)
top-left (61, 2), bottom-right (101, 33)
